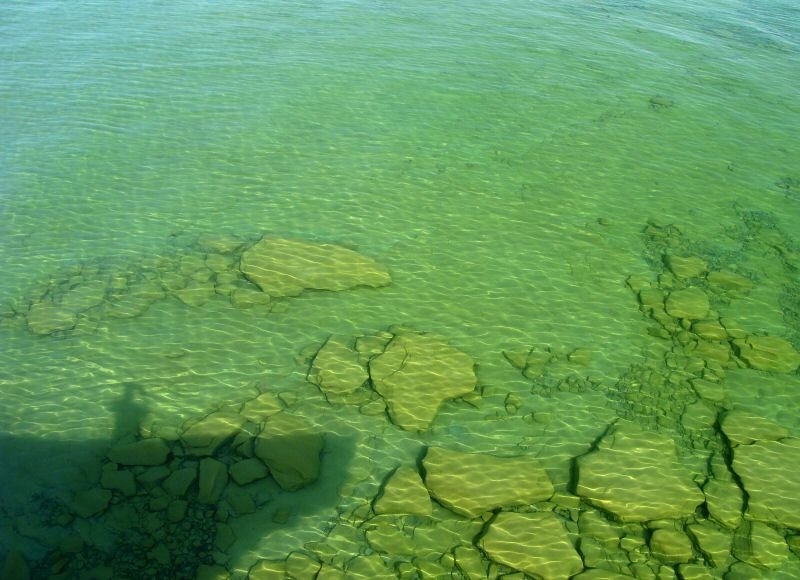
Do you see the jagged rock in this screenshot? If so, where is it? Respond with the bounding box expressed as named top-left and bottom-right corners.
top-left (26, 303), bottom-right (76, 335)
top-left (197, 458), bottom-right (228, 504)
top-left (733, 335), bottom-right (800, 373)
top-left (687, 522), bottom-right (732, 568)
top-left (181, 410), bottom-right (247, 456)
top-left (721, 410), bottom-right (789, 446)
top-left (665, 287), bottom-right (710, 320)
top-left (665, 255), bottom-right (707, 279)
top-left (254, 413), bottom-right (323, 491)
top-left (229, 458), bottom-right (269, 485)
top-left (575, 421), bottom-right (703, 522)
top-left (100, 468), bottom-right (136, 496)
top-left (108, 438), bottom-right (170, 466)
top-left (374, 465), bottom-right (432, 517)
top-left (732, 437), bottom-right (800, 529)
top-left (369, 331), bottom-right (477, 432)
top-left (422, 447), bottom-right (553, 518)
top-left (240, 237), bottom-right (390, 297)
top-left (703, 479), bottom-right (743, 529)
top-left (162, 466), bottom-right (197, 497)
top-left (479, 511), bottom-right (583, 579)
top-left (732, 521), bottom-right (789, 569)
top-left (72, 488), bottom-right (112, 518)
top-left (240, 392), bottom-right (283, 423)
top-left (649, 529), bottom-right (693, 564)
top-left (308, 337), bottom-right (368, 401)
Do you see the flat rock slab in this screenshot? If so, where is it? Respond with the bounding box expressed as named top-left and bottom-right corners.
top-left (732, 437), bottom-right (800, 529)
top-left (422, 447), bottom-right (554, 518)
top-left (307, 336), bottom-right (368, 401)
top-left (240, 237), bottom-right (390, 298)
top-left (369, 331), bottom-right (476, 432)
top-left (733, 335), bottom-right (800, 373)
top-left (480, 511), bottom-right (583, 579)
top-left (374, 465), bottom-right (432, 517)
top-left (254, 413), bottom-right (323, 491)
top-left (575, 421), bottom-right (703, 522)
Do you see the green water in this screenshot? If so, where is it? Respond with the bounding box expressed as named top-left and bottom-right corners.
top-left (2, 1), bottom-right (800, 578)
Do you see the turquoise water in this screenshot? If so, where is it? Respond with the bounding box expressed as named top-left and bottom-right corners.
top-left (2, 1), bottom-right (800, 578)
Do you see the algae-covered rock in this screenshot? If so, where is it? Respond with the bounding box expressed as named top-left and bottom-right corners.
top-left (369, 331), bottom-right (476, 432)
top-left (575, 421), bottom-right (703, 522)
top-left (26, 302), bottom-right (77, 335)
top-left (72, 488), bottom-right (113, 518)
top-left (733, 335), bottom-right (800, 373)
top-left (308, 336), bottom-right (368, 401)
top-left (649, 529), bottom-right (694, 564)
top-left (374, 465), bottom-right (432, 517)
top-left (721, 410), bottom-right (789, 446)
top-left (733, 521), bottom-right (789, 569)
top-left (665, 255), bottom-right (707, 279)
top-left (479, 511), bottom-right (583, 579)
top-left (181, 410), bottom-right (247, 456)
top-left (665, 287), bottom-right (710, 320)
top-left (254, 413), bottom-right (323, 491)
top-left (240, 237), bottom-right (390, 297)
top-left (422, 447), bottom-right (553, 518)
top-left (229, 458), bottom-right (269, 485)
top-left (732, 437), bottom-right (800, 529)
top-left (197, 457), bottom-right (228, 504)
top-left (108, 437), bottom-right (170, 466)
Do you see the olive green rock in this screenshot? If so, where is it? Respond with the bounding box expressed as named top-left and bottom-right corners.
top-left (181, 410), bottom-right (247, 456)
top-left (72, 488), bottom-right (112, 518)
top-left (229, 457), bottom-right (269, 485)
top-left (26, 303), bottom-right (76, 335)
top-left (733, 335), bottom-right (800, 373)
top-left (649, 529), bottom-right (694, 564)
top-left (240, 237), bottom-right (390, 298)
top-left (307, 336), bottom-right (368, 400)
top-left (480, 511), bottom-right (583, 579)
top-left (369, 331), bottom-right (477, 432)
top-left (374, 465), bottom-right (432, 517)
top-left (108, 438), bottom-right (170, 466)
top-left (422, 447), bottom-right (553, 518)
top-left (254, 413), bottom-right (323, 491)
top-left (665, 287), bottom-right (710, 320)
top-left (575, 421), bottom-right (703, 522)
top-left (732, 437), bottom-right (800, 529)
top-left (197, 457), bottom-right (228, 504)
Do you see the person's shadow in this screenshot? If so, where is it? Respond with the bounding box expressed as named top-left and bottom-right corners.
top-left (109, 382), bottom-right (149, 443)
top-left (0, 382), bottom-right (355, 580)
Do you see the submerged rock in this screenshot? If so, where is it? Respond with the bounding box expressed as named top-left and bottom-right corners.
top-left (369, 331), bottom-right (477, 432)
top-left (254, 413), bottom-right (323, 491)
top-left (240, 237), bottom-right (390, 298)
top-left (575, 421), bottom-right (703, 522)
top-left (422, 447), bottom-right (553, 518)
top-left (479, 511), bottom-right (583, 579)
top-left (733, 335), bottom-right (800, 373)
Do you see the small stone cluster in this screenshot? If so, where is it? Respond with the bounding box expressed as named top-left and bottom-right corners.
top-left (14, 234), bottom-right (391, 336)
top-left (305, 326), bottom-right (478, 432)
top-left (36, 394), bottom-right (322, 580)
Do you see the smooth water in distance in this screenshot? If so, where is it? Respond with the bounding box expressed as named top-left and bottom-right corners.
top-left (2, 1), bottom-right (799, 578)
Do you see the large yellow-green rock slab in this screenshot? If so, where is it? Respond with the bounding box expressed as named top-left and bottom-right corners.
top-left (732, 437), bottom-right (800, 529)
top-left (733, 335), bottom-right (800, 373)
top-left (575, 421), bottom-right (703, 522)
top-left (422, 447), bottom-right (553, 518)
top-left (479, 511), bottom-right (583, 579)
top-left (374, 465), bottom-right (432, 517)
top-left (369, 331), bottom-right (477, 432)
top-left (240, 237), bottom-right (390, 297)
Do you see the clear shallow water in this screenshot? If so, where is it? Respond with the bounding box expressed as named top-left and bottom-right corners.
top-left (2, 1), bottom-right (800, 578)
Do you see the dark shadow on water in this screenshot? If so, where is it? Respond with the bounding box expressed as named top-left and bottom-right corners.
top-left (0, 382), bottom-right (356, 580)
